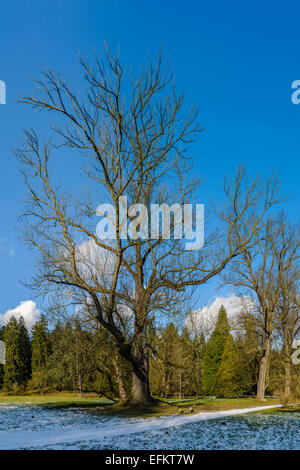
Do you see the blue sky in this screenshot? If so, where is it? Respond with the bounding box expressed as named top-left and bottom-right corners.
top-left (0, 0), bottom-right (300, 320)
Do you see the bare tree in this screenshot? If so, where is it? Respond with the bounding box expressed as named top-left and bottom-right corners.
top-left (276, 269), bottom-right (300, 397)
top-left (222, 214), bottom-right (299, 400)
top-left (16, 49), bottom-right (282, 405)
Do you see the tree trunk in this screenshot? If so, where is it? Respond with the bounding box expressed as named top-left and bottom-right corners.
top-left (284, 358), bottom-right (291, 397)
top-left (78, 375), bottom-right (83, 397)
top-left (125, 330), bottom-right (155, 405)
top-left (161, 368), bottom-right (167, 398)
top-left (117, 281), bottom-right (155, 406)
top-left (114, 359), bottom-right (127, 402)
top-left (130, 367), bottom-right (153, 405)
top-left (179, 371), bottom-right (182, 399)
top-left (283, 326), bottom-right (291, 397)
top-left (257, 335), bottom-right (271, 401)
top-left (118, 343), bottom-right (154, 405)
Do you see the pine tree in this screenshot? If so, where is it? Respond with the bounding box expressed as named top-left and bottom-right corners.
top-left (239, 313), bottom-right (261, 395)
top-left (31, 315), bottom-right (51, 372)
top-left (192, 331), bottom-right (206, 396)
top-left (3, 316), bottom-right (31, 389)
top-left (202, 305), bottom-right (230, 395)
top-left (18, 317), bottom-right (31, 383)
top-left (214, 334), bottom-right (244, 397)
top-left (47, 322), bottom-right (72, 391)
top-left (3, 316), bottom-right (20, 389)
top-left (150, 323), bottom-right (180, 397)
top-left (178, 327), bottom-right (194, 397)
top-left (0, 326), bottom-right (4, 389)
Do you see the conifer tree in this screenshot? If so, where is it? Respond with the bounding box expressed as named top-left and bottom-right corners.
top-left (31, 315), bottom-right (51, 372)
top-left (214, 334), bottom-right (244, 397)
top-left (3, 316), bottom-right (21, 388)
top-left (202, 305), bottom-right (230, 395)
top-left (192, 331), bottom-right (206, 396)
top-left (178, 327), bottom-right (195, 397)
top-left (0, 326), bottom-right (4, 389)
top-left (47, 322), bottom-right (72, 391)
top-left (151, 323), bottom-right (180, 397)
top-left (3, 316), bottom-right (31, 389)
top-left (18, 317), bottom-right (32, 383)
top-left (235, 326), bottom-right (259, 396)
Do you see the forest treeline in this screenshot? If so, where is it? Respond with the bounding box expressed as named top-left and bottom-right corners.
top-left (0, 305), bottom-right (299, 400)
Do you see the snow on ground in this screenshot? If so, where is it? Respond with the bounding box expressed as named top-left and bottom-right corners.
top-left (99, 412), bottom-right (300, 451)
top-left (0, 403), bottom-right (299, 449)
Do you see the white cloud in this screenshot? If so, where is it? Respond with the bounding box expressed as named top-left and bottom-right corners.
top-left (187, 294), bottom-right (254, 334)
top-left (60, 238), bottom-right (116, 283)
top-left (198, 295), bottom-right (252, 319)
top-left (0, 301), bottom-right (40, 331)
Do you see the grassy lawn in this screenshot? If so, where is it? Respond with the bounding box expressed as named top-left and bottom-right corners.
top-left (0, 391), bottom-right (113, 408)
top-left (260, 404), bottom-right (300, 415)
top-left (0, 392), bottom-right (284, 418)
top-left (99, 397), bottom-right (279, 418)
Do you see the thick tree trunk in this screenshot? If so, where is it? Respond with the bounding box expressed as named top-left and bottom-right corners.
top-left (129, 368), bottom-right (153, 405)
top-left (125, 280), bottom-right (156, 405)
top-left (257, 335), bottom-right (271, 401)
top-left (118, 278), bottom-right (156, 406)
top-left (118, 342), bottom-right (154, 405)
top-left (128, 344), bottom-right (155, 405)
top-left (125, 329), bottom-right (155, 405)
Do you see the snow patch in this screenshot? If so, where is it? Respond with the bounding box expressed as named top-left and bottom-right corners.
top-left (0, 404), bottom-right (289, 450)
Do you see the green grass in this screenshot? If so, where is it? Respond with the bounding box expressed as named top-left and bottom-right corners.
top-left (0, 392), bottom-right (113, 408)
top-left (161, 396), bottom-right (280, 409)
top-left (260, 404), bottom-right (300, 415)
top-left (87, 396), bottom-right (282, 418)
top-left (0, 393), bottom-right (282, 418)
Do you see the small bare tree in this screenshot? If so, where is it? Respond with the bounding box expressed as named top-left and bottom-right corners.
top-left (17, 49), bottom-right (282, 405)
top-left (277, 269), bottom-right (300, 397)
top-left (222, 214), bottom-right (299, 400)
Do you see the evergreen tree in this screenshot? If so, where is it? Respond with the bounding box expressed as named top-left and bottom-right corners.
top-left (150, 323), bottom-right (180, 397)
top-left (3, 316), bottom-right (31, 389)
top-left (0, 326), bottom-right (4, 389)
top-left (202, 305), bottom-right (230, 395)
top-left (214, 334), bottom-right (246, 397)
top-left (31, 315), bottom-right (51, 372)
top-left (47, 321), bottom-right (75, 391)
top-left (149, 325), bottom-right (207, 398)
top-left (30, 315), bottom-right (51, 391)
top-left (4, 316), bottom-right (21, 388)
top-left (18, 317), bottom-right (31, 383)
top-left (236, 312), bottom-right (261, 395)
top-left (178, 327), bottom-right (194, 398)
top-left (192, 331), bottom-right (206, 396)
